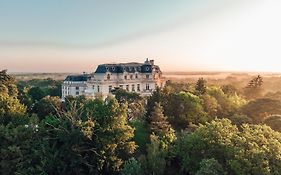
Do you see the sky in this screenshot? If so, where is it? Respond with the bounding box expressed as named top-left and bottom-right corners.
top-left (1, 0), bottom-right (281, 73)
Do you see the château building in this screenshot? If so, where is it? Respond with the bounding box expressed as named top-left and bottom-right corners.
top-left (61, 59), bottom-right (165, 100)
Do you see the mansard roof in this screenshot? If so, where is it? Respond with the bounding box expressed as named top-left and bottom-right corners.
top-left (94, 62), bottom-right (158, 74)
top-left (64, 74), bottom-right (91, 82)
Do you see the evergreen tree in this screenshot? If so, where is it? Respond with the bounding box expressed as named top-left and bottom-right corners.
top-left (244, 75), bottom-right (264, 99)
top-left (195, 78), bottom-right (207, 95)
top-left (150, 102), bottom-right (176, 145)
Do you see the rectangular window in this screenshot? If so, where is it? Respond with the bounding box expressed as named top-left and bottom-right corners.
top-left (124, 75), bottom-right (127, 80)
top-left (76, 86), bottom-right (79, 90)
top-left (109, 85), bottom-right (112, 93)
top-left (76, 91), bottom-right (79, 95)
top-left (130, 75), bottom-right (133, 79)
top-left (97, 85), bottom-right (100, 92)
top-left (132, 84), bottom-right (135, 92)
top-left (126, 85), bottom-right (129, 91)
top-left (135, 74), bottom-right (138, 79)
top-left (146, 74), bottom-right (149, 79)
top-left (92, 85), bottom-right (95, 89)
top-left (146, 84), bottom-right (150, 90)
top-left (119, 85), bottom-right (123, 89)
top-left (137, 84), bottom-right (140, 91)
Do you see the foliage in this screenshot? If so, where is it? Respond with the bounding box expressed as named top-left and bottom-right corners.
top-left (201, 94), bottom-right (219, 118)
top-left (114, 89), bottom-right (145, 120)
top-left (83, 97), bottom-right (137, 174)
top-left (0, 115), bottom-right (42, 174)
top-left (0, 70), bottom-right (26, 125)
top-left (195, 78), bottom-right (207, 95)
top-left (222, 84), bottom-right (238, 96)
top-left (0, 70), bottom-right (18, 96)
top-left (28, 87), bottom-right (46, 102)
top-left (242, 98), bottom-right (281, 123)
top-left (140, 135), bottom-right (167, 175)
top-left (228, 114), bottom-right (252, 126)
top-left (195, 158), bottom-right (226, 175)
top-left (31, 96), bottom-right (61, 119)
top-left (263, 114), bottom-right (281, 132)
top-left (207, 86), bottom-right (246, 118)
top-left (244, 75), bottom-right (264, 100)
top-left (17, 84), bottom-right (33, 110)
top-left (130, 120), bottom-right (150, 155)
top-left (146, 87), bottom-right (166, 119)
top-left (121, 158), bottom-right (143, 175)
top-left (150, 102), bottom-right (176, 146)
top-left (166, 91), bottom-right (207, 130)
top-left (175, 118), bottom-right (281, 175)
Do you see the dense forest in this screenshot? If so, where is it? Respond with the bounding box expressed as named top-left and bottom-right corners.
top-left (1, 69), bottom-right (281, 175)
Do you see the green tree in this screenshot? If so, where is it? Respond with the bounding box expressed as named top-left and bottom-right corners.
top-left (146, 87), bottom-right (166, 119)
top-left (263, 114), bottom-right (281, 132)
top-left (0, 115), bottom-right (42, 174)
top-left (244, 75), bottom-right (264, 100)
top-left (228, 114), bottom-right (252, 126)
top-left (0, 69), bottom-right (18, 96)
top-left (140, 135), bottom-right (167, 175)
top-left (114, 89), bottom-right (145, 120)
top-left (28, 87), bottom-right (45, 102)
top-left (166, 92), bottom-right (207, 130)
top-left (222, 84), bottom-right (238, 96)
top-left (150, 102), bottom-right (176, 145)
top-left (0, 71), bottom-right (26, 125)
top-left (83, 97), bottom-right (137, 174)
top-left (121, 158), bottom-right (143, 175)
top-left (242, 98), bottom-right (281, 123)
top-left (195, 158), bottom-right (226, 175)
top-left (175, 119), bottom-right (281, 175)
top-left (32, 96), bottom-right (61, 119)
top-left (207, 86), bottom-right (246, 118)
top-left (17, 85), bottom-right (33, 110)
top-left (195, 78), bottom-right (207, 95)
top-left (201, 94), bottom-right (219, 118)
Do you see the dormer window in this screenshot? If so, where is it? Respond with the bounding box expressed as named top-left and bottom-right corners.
top-left (106, 67), bottom-right (109, 71)
top-left (146, 67), bottom-right (149, 71)
top-left (129, 67), bottom-right (132, 71)
top-left (112, 67), bottom-right (115, 71)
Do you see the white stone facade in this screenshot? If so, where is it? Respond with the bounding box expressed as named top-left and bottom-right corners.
top-left (62, 59), bottom-right (165, 100)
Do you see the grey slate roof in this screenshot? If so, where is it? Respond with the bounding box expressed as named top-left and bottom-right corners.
top-left (64, 74), bottom-right (91, 81)
top-left (94, 62), bottom-right (157, 74)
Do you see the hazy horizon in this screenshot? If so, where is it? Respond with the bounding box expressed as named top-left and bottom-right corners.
top-left (1, 0), bottom-right (281, 73)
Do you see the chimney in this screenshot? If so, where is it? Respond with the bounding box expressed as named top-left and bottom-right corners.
top-left (144, 58), bottom-right (150, 65)
top-left (149, 60), bottom-right (154, 66)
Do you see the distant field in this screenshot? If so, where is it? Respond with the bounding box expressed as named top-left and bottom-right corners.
top-left (12, 73), bottom-right (73, 81)
top-left (163, 71), bottom-right (281, 81)
top-left (12, 71), bottom-right (281, 81)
